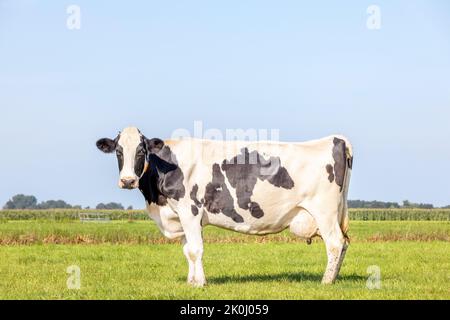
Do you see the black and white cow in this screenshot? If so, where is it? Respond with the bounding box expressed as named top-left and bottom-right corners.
top-left (96, 127), bottom-right (353, 286)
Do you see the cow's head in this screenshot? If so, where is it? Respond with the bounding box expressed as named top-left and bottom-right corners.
top-left (96, 127), bottom-right (164, 189)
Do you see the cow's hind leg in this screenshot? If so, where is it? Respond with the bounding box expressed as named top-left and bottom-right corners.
top-left (310, 211), bottom-right (348, 284)
top-left (323, 236), bottom-right (348, 284)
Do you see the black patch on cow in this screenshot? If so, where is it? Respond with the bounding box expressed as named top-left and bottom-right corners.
top-left (190, 184), bottom-right (203, 216)
top-left (203, 164), bottom-right (244, 223)
top-left (138, 143), bottom-right (185, 206)
top-left (326, 164), bottom-right (334, 183)
top-left (190, 184), bottom-right (202, 207)
top-left (191, 205), bottom-right (199, 216)
top-left (138, 166), bottom-right (167, 206)
top-left (134, 143), bottom-right (146, 177)
top-left (332, 137), bottom-right (347, 191)
top-left (348, 156), bottom-right (353, 169)
top-left (151, 146), bottom-right (185, 201)
top-left (115, 145), bottom-right (124, 172)
top-left (248, 201), bottom-right (264, 219)
top-left (145, 138), bottom-right (165, 154)
top-left (96, 137), bottom-right (117, 153)
top-left (221, 148), bottom-right (294, 219)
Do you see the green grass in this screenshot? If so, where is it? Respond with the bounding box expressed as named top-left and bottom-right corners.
top-left (0, 220), bottom-right (449, 244)
top-left (0, 220), bottom-right (449, 299)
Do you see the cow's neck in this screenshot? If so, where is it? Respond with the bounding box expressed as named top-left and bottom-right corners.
top-left (138, 147), bottom-right (185, 206)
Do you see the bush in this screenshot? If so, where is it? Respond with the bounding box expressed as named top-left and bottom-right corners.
top-left (348, 209), bottom-right (450, 221)
top-left (96, 202), bottom-right (125, 210)
top-left (3, 194), bottom-right (38, 209)
top-left (0, 209), bottom-right (148, 221)
top-left (3, 194), bottom-right (82, 210)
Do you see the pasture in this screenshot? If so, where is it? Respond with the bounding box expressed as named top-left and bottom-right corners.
top-left (0, 210), bottom-right (449, 300)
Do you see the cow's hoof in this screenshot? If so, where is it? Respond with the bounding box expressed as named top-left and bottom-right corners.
top-left (193, 282), bottom-right (206, 288)
top-left (321, 278), bottom-right (335, 285)
top-left (188, 278), bottom-right (206, 288)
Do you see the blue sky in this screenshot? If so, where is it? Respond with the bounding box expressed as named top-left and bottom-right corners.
top-left (1, 0), bottom-right (449, 209)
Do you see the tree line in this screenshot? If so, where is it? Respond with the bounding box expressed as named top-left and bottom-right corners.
top-left (348, 200), bottom-right (437, 209)
top-left (2, 194), bottom-right (132, 210)
top-left (2, 194), bottom-right (446, 210)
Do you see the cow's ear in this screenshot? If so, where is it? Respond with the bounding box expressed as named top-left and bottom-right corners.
top-left (96, 138), bottom-right (117, 153)
top-left (145, 138), bottom-right (165, 154)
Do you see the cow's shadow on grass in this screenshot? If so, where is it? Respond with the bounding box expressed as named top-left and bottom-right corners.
top-left (205, 272), bottom-right (365, 285)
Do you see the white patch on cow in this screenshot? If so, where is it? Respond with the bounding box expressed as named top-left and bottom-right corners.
top-left (117, 127), bottom-right (142, 188)
top-left (234, 224), bottom-right (251, 233)
top-left (290, 209), bottom-right (318, 240)
top-left (146, 202), bottom-right (185, 240)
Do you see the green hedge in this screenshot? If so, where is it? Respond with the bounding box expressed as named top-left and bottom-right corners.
top-left (0, 209), bottom-right (149, 221)
top-left (0, 208), bottom-right (449, 221)
top-left (348, 209), bottom-right (450, 221)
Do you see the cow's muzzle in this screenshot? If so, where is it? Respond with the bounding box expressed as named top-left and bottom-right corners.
top-left (119, 178), bottom-right (138, 189)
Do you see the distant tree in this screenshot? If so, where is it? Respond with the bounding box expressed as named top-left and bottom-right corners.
top-left (3, 194), bottom-right (38, 209)
top-left (127, 205), bottom-right (133, 210)
top-left (402, 200), bottom-right (433, 209)
top-left (84, 206), bottom-right (90, 210)
top-left (37, 200), bottom-right (72, 209)
top-left (442, 205), bottom-right (450, 209)
top-left (96, 203), bottom-right (106, 209)
top-left (417, 203), bottom-right (434, 209)
top-left (402, 200), bottom-right (412, 208)
top-left (349, 199), bottom-right (434, 209)
top-left (3, 194), bottom-right (83, 210)
top-left (96, 202), bottom-right (124, 210)
top-left (348, 200), bottom-right (400, 209)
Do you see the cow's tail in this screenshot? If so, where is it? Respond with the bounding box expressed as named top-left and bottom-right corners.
top-left (338, 137), bottom-right (353, 241)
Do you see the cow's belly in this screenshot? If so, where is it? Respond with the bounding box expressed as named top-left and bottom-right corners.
top-left (203, 183), bottom-right (302, 235)
top-left (204, 205), bottom-right (302, 235)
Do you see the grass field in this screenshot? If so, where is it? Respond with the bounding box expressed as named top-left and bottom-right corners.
top-left (0, 219), bottom-right (449, 299)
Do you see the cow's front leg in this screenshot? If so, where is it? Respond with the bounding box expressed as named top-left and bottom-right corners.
top-left (182, 237), bottom-right (195, 284)
top-left (179, 212), bottom-right (206, 287)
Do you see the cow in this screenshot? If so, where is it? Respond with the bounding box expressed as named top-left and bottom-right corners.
top-left (96, 127), bottom-right (353, 286)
